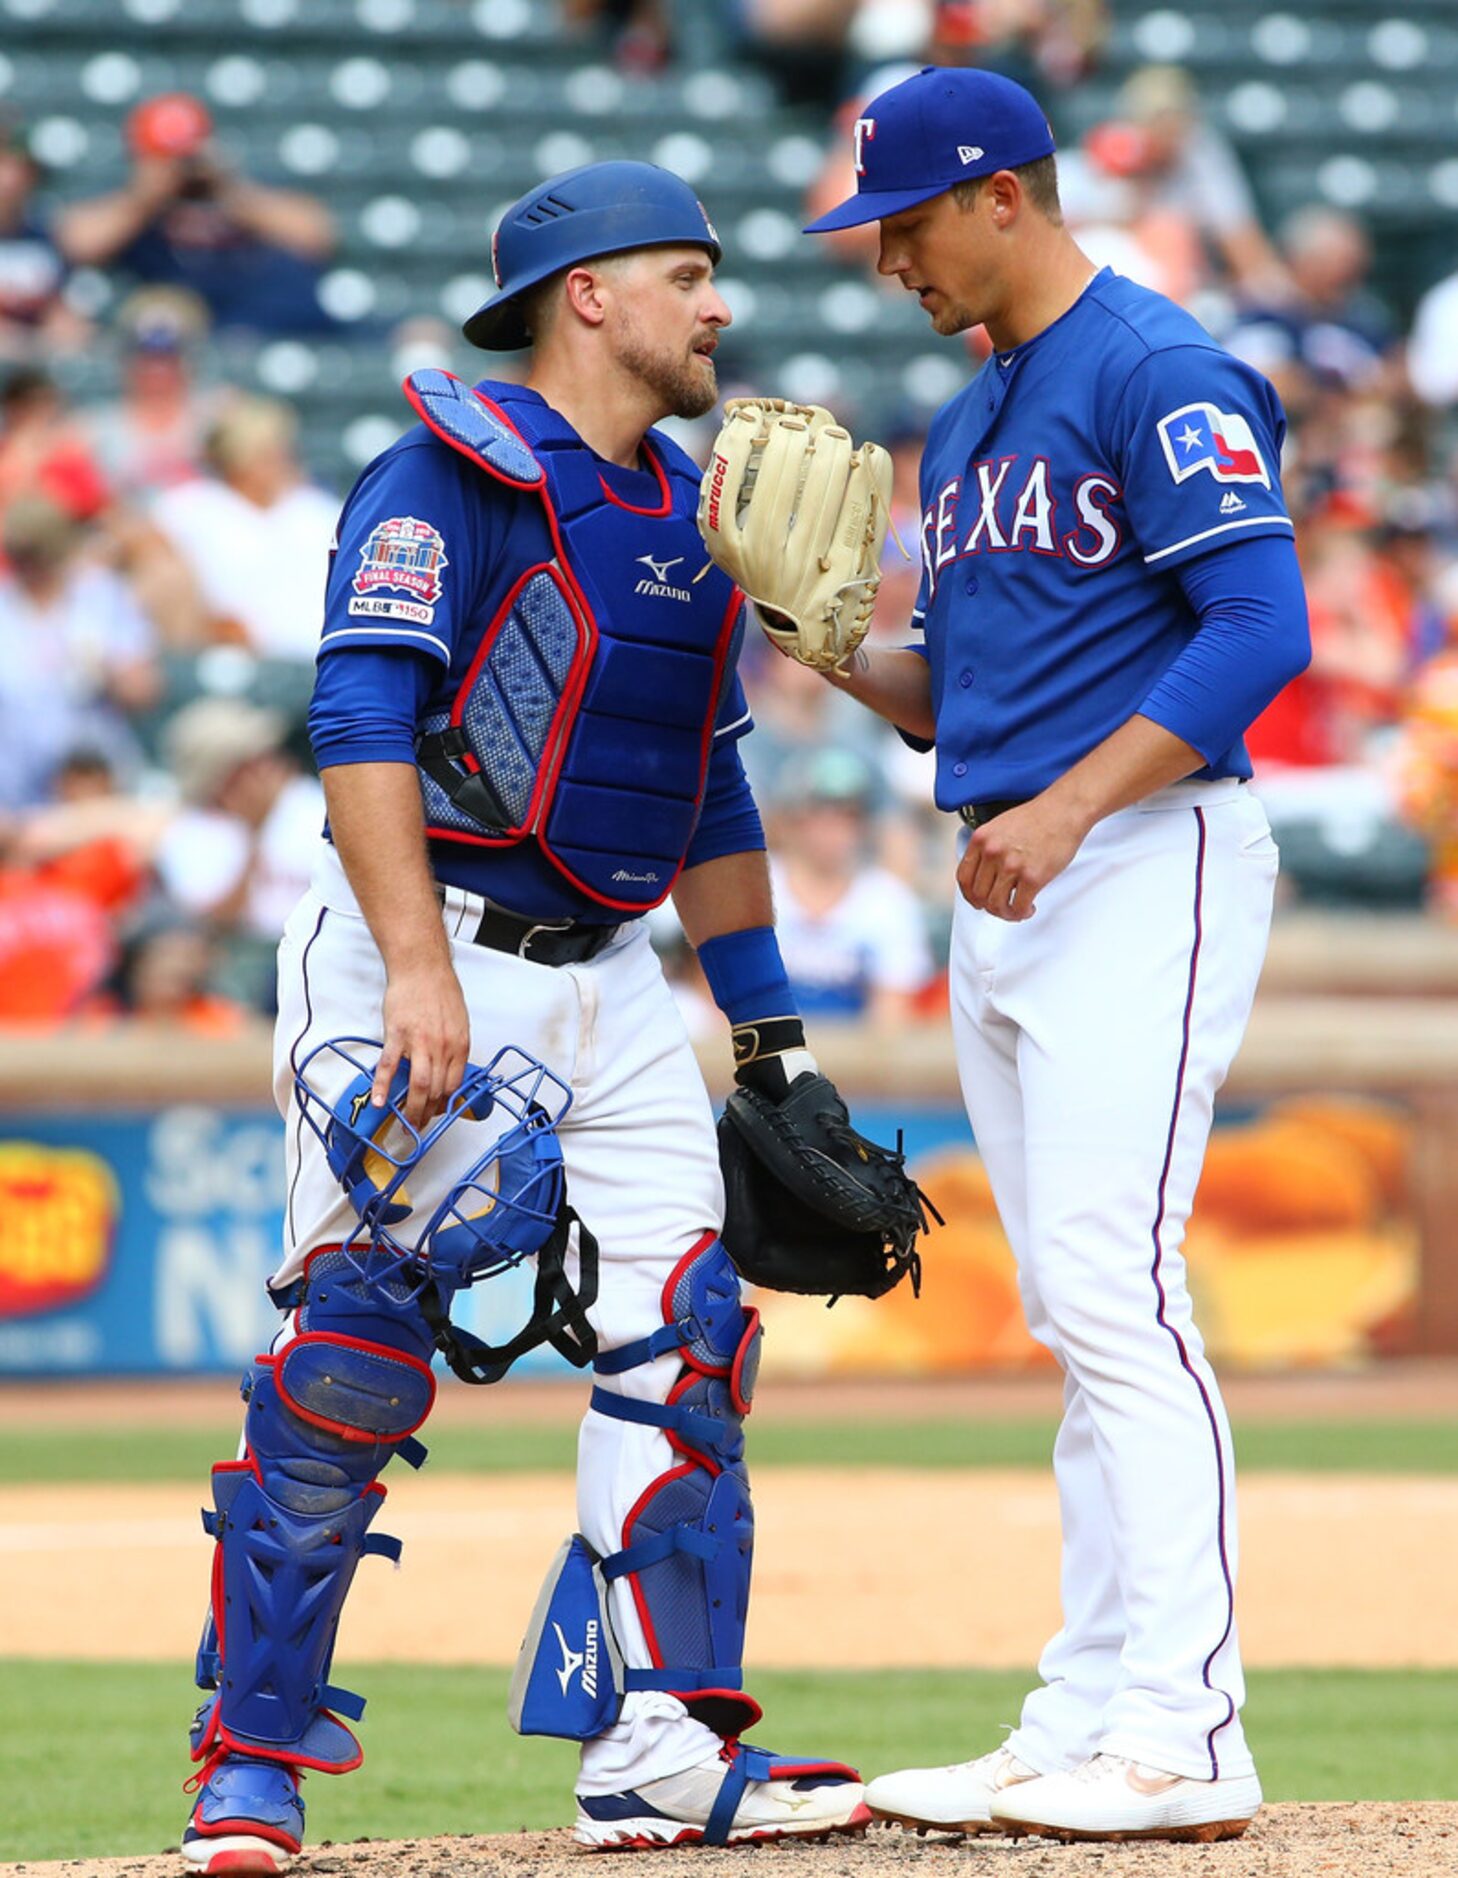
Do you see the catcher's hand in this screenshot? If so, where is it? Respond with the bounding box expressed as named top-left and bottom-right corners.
top-left (718, 1070), bottom-right (940, 1301)
top-left (697, 397), bottom-right (893, 674)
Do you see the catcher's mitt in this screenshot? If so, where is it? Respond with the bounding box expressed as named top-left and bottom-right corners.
top-left (718, 1071), bottom-right (939, 1301)
top-left (697, 397), bottom-right (893, 674)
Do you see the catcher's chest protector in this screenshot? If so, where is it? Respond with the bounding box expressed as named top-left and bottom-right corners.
top-left (405, 370), bottom-right (742, 912)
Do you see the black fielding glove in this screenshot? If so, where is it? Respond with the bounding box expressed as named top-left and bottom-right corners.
top-left (719, 1024), bottom-right (940, 1302)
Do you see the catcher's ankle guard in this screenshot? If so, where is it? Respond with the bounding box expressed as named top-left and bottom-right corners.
top-left (191, 1251), bottom-right (433, 1777)
top-left (512, 1235), bottom-right (762, 1743)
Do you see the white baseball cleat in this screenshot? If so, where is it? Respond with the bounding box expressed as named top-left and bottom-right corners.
top-left (866, 1744), bottom-right (1043, 1834)
top-left (990, 1752), bottom-right (1262, 1841)
top-left (574, 1746), bottom-right (869, 1850)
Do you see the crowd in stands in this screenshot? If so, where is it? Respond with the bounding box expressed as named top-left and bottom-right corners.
top-left (1, 1), bottom-right (1457, 1033)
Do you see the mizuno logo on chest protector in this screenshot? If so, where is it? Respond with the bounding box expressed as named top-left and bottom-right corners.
top-left (634, 552), bottom-right (691, 602)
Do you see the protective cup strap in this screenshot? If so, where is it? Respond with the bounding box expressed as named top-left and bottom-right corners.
top-left (589, 1383), bottom-right (738, 1462)
top-left (420, 1204), bottom-right (599, 1385)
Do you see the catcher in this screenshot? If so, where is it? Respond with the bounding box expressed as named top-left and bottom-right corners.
top-left (179, 161), bottom-right (932, 1874)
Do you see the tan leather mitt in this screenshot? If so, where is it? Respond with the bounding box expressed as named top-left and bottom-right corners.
top-left (697, 397), bottom-right (893, 673)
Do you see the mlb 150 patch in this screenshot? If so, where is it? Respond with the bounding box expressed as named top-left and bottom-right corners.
top-left (351, 514), bottom-right (450, 623)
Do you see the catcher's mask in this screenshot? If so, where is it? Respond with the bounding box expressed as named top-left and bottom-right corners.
top-left (294, 1038), bottom-right (598, 1383)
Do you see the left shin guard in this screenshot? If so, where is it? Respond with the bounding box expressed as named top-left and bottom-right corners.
top-left (588, 1234), bottom-right (763, 1740)
top-left (190, 1248), bottom-right (436, 1777)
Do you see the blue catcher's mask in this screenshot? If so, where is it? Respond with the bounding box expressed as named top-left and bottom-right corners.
top-left (294, 1038), bottom-right (571, 1287)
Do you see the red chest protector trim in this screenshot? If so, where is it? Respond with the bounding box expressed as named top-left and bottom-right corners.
top-left (403, 370), bottom-right (742, 913)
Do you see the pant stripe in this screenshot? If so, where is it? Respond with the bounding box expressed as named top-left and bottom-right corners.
top-left (284, 905), bottom-right (329, 1244)
top-left (1147, 808), bottom-right (1236, 1778)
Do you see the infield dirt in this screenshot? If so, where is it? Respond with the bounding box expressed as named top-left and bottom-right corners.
top-left (4, 1806), bottom-right (1458, 1878)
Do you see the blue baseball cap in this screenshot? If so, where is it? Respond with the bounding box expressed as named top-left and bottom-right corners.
top-left (804, 66), bottom-right (1056, 234)
top-left (465, 160), bottom-right (722, 351)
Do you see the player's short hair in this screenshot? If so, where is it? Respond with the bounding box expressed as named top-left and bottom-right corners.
top-left (520, 252), bottom-right (639, 346)
top-left (952, 154), bottom-right (1062, 224)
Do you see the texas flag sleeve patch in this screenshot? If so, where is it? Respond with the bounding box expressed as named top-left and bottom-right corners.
top-left (1156, 403), bottom-right (1271, 488)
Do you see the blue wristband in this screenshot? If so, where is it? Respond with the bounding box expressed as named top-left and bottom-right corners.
top-left (697, 925), bottom-right (798, 1026)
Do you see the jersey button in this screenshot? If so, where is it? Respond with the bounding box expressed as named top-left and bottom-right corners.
top-left (952, 761), bottom-right (968, 778)
top-left (959, 670), bottom-right (973, 688)
top-left (965, 577), bottom-right (979, 595)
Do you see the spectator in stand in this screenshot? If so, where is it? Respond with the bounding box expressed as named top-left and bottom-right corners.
top-left (563, 0), bottom-right (673, 73)
top-left (739, 628), bottom-right (899, 803)
top-left (154, 698), bottom-right (323, 1007)
top-left (0, 365), bottom-right (206, 646)
top-left (1063, 65), bottom-right (1286, 302)
top-left (0, 366), bottom-right (109, 525)
top-left (0, 117), bottom-right (86, 360)
top-left (57, 93), bottom-right (337, 336)
top-left (767, 746), bottom-right (933, 1022)
top-left (929, 0), bottom-right (1105, 99)
top-left (1408, 264), bottom-right (1458, 410)
top-left (1394, 641), bottom-right (1458, 919)
top-left (1227, 207), bottom-right (1395, 393)
top-left (108, 913), bottom-right (248, 1034)
top-left (149, 396), bottom-right (338, 661)
top-left (0, 753), bottom-right (148, 1023)
top-left (84, 287), bottom-right (218, 500)
top-left (0, 496), bottom-right (159, 810)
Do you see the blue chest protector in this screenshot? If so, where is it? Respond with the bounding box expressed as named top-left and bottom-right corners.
top-left (405, 370), bottom-right (743, 914)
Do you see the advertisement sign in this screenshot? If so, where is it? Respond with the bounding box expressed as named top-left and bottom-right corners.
top-left (1, 1095), bottom-right (1416, 1375)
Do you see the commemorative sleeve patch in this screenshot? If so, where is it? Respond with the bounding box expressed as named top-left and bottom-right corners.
top-left (352, 515), bottom-right (450, 624)
top-left (1156, 403), bottom-right (1271, 489)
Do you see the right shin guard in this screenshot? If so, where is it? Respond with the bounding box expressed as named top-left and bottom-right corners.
top-left (190, 1248), bottom-right (436, 1777)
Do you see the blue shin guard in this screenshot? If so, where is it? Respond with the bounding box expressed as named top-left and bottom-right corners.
top-left (544, 1235), bottom-right (763, 1741)
top-left (190, 1247), bottom-right (435, 1786)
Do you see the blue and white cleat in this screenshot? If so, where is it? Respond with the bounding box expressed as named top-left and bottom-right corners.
top-left (182, 1753), bottom-right (304, 1874)
top-left (574, 1744), bottom-right (869, 1850)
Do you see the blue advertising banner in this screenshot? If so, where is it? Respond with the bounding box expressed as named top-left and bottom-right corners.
top-left (0, 1102), bottom-right (974, 1377)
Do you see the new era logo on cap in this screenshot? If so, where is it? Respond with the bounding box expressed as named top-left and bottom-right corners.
top-left (958, 145), bottom-right (984, 164)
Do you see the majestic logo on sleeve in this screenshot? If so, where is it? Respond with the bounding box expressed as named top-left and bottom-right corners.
top-left (1156, 403), bottom-right (1271, 488)
top-left (350, 515), bottom-right (449, 626)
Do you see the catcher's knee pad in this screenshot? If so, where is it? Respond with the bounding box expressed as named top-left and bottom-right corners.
top-left (191, 1248), bottom-right (436, 1777)
top-left (555, 1233), bottom-right (761, 1739)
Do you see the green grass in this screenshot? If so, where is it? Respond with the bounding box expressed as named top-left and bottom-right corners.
top-left (0, 1663), bottom-right (1453, 1860)
top-left (7, 1416), bottom-right (1455, 1486)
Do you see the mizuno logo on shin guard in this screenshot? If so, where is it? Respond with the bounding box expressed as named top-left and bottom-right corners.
top-left (553, 1619), bottom-right (599, 1697)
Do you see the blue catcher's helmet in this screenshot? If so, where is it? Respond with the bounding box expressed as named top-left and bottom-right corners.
top-left (294, 1038), bottom-right (572, 1289)
top-left (463, 159), bottom-right (722, 351)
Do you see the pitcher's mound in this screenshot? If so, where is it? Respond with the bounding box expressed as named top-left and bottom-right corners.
top-left (7, 1805), bottom-right (1456, 1878)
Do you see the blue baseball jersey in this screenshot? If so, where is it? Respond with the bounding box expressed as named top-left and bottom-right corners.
top-left (314, 391), bottom-right (753, 922)
top-left (912, 268), bottom-right (1296, 805)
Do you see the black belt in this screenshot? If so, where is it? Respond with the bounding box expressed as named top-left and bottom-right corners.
top-left (957, 799), bottom-right (1028, 831)
top-left (440, 891), bottom-right (620, 965)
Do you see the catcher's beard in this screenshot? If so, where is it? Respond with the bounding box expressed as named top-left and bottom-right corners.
top-left (612, 312), bottom-right (720, 421)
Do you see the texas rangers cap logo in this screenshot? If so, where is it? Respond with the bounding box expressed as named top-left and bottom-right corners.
top-left (354, 515), bottom-right (450, 604)
top-left (1156, 402), bottom-right (1271, 489)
